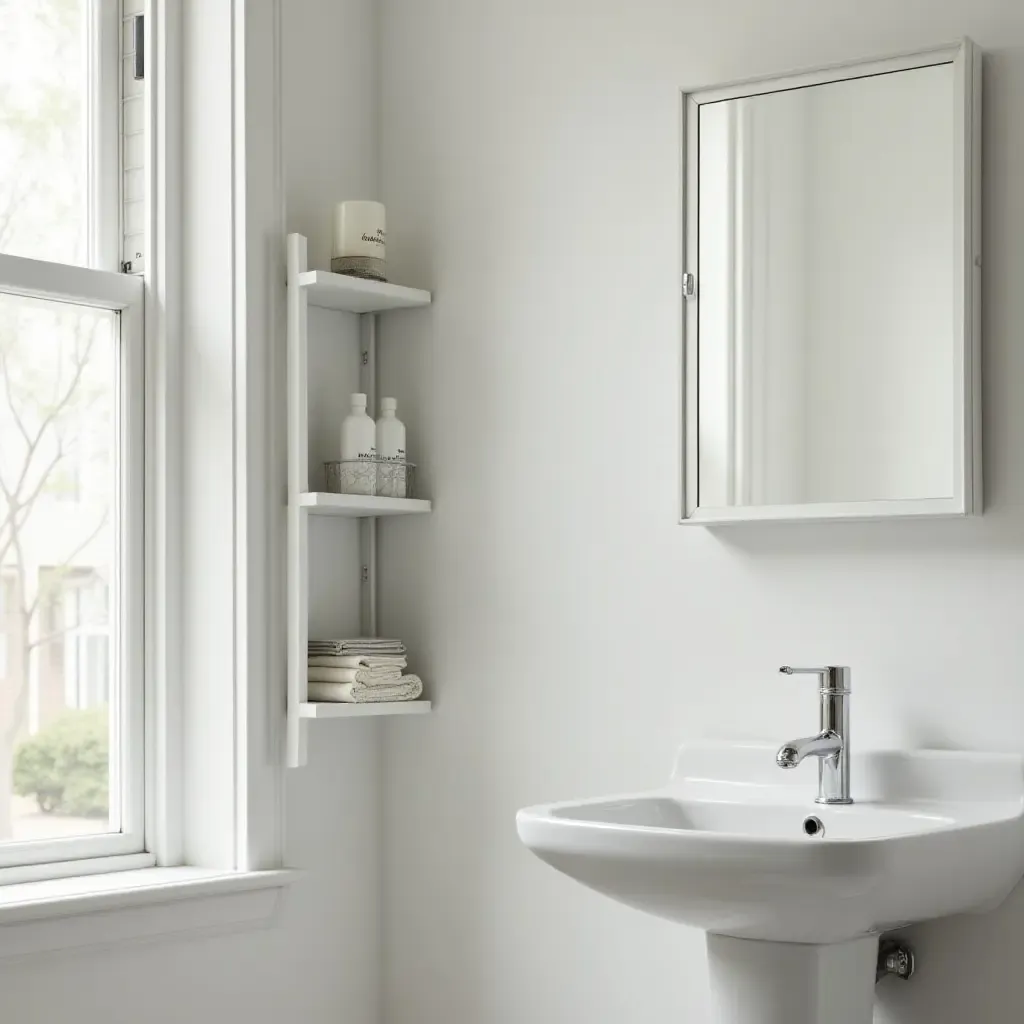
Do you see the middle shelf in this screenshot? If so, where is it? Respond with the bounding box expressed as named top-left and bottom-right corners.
top-left (298, 492), bottom-right (432, 518)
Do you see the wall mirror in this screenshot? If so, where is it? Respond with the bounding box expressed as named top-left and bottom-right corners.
top-left (681, 41), bottom-right (981, 524)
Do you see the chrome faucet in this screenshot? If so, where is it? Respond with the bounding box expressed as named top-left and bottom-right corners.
top-left (776, 666), bottom-right (852, 805)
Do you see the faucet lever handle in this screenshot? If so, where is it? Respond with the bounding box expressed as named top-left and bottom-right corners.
top-left (779, 666), bottom-right (851, 694)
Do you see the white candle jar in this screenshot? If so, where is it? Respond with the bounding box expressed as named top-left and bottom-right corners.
top-left (332, 200), bottom-right (387, 281)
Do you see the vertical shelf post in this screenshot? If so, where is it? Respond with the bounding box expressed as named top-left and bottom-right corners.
top-left (359, 519), bottom-right (378, 637)
top-left (287, 234), bottom-right (310, 767)
top-left (359, 313), bottom-right (379, 638)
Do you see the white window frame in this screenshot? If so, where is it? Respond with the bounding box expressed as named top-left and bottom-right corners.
top-left (0, 0), bottom-right (150, 883)
top-left (0, 254), bottom-right (146, 876)
top-left (0, 0), bottom-right (291, 950)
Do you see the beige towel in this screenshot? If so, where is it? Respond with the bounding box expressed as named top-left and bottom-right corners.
top-left (307, 666), bottom-right (403, 685)
top-left (308, 655), bottom-right (407, 670)
top-left (308, 638), bottom-right (406, 656)
top-left (307, 676), bottom-right (423, 704)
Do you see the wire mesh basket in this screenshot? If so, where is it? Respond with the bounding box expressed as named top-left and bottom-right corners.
top-left (324, 458), bottom-right (416, 499)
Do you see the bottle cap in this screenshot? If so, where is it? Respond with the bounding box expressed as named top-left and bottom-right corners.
top-left (381, 397), bottom-right (397, 413)
top-left (351, 393), bottom-right (367, 407)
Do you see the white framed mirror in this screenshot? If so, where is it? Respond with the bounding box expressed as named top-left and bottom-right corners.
top-left (681, 41), bottom-right (981, 525)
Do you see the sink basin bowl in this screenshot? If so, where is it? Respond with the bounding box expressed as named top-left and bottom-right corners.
top-left (517, 742), bottom-right (1024, 945)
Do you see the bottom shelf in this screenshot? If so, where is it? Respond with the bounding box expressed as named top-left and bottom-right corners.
top-left (298, 700), bottom-right (432, 719)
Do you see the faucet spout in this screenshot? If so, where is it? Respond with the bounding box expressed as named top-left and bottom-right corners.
top-left (776, 731), bottom-right (842, 769)
top-left (776, 664), bottom-right (852, 805)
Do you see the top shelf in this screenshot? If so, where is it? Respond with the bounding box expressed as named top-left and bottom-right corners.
top-left (297, 270), bottom-right (431, 314)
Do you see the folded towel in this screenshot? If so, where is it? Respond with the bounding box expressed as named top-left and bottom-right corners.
top-left (308, 638), bottom-right (406, 656)
top-left (308, 655), bottom-right (407, 670)
top-left (307, 675), bottom-right (423, 704)
top-left (307, 666), bottom-right (403, 685)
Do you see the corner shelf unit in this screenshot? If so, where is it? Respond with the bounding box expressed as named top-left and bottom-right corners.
top-left (287, 233), bottom-right (432, 767)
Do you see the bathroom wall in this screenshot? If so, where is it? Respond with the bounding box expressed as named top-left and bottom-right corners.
top-left (0, 2), bottom-right (381, 1022)
top-left (377, 2), bottom-right (1024, 1022)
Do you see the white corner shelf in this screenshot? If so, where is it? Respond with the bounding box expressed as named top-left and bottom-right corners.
top-left (287, 233), bottom-right (434, 767)
top-left (298, 270), bottom-right (431, 314)
top-left (298, 492), bottom-right (432, 517)
top-left (298, 700), bottom-right (432, 720)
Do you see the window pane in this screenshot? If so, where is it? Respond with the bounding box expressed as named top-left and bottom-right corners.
top-left (0, 290), bottom-right (118, 842)
top-left (0, 0), bottom-right (91, 266)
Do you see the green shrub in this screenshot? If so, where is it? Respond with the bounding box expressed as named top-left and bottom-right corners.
top-left (14, 707), bottom-right (108, 817)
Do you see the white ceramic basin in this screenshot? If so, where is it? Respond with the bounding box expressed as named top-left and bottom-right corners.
top-left (517, 742), bottom-right (1024, 945)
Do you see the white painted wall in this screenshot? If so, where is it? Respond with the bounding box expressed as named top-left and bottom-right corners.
top-left (378, 4), bottom-right (1024, 1024)
top-left (0, 2), bottom-right (382, 1022)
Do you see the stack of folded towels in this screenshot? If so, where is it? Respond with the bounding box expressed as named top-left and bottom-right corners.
top-left (307, 638), bottom-right (423, 704)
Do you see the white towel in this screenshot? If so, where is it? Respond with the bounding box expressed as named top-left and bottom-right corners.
top-left (308, 638), bottom-right (406, 656)
top-left (307, 676), bottom-right (423, 704)
top-left (307, 666), bottom-right (403, 685)
top-left (308, 655), bottom-right (407, 670)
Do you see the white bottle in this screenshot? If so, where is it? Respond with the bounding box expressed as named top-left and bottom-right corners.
top-left (340, 393), bottom-right (377, 495)
top-left (376, 397), bottom-right (407, 497)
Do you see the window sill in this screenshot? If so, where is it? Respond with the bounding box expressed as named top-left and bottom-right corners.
top-left (0, 866), bottom-right (295, 960)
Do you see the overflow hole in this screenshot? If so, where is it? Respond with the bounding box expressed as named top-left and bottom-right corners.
top-left (803, 815), bottom-right (825, 838)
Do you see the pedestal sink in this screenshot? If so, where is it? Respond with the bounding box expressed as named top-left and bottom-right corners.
top-left (516, 742), bottom-right (1024, 1024)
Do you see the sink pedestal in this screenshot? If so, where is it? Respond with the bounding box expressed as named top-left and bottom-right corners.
top-left (706, 934), bottom-right (877, 1024)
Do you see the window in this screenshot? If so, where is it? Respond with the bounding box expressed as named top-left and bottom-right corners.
top-left (0, 0), bottom-right (144, 873)
top-left (61, 572), bottom-right (112, 709)
top-left (0, 576), bottom-right (8, 679)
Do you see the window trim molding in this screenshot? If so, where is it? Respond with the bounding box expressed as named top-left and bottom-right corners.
top-left (132, 0), bottom-right (287, 877)
top-left (0, 867), bottom-right (293, 962)
top-left (175, 0), bottom-right (285, 873)
top-left (231, 0), bottom-right (287, 874)
top-left (143, 0), bottom-right (183, 869)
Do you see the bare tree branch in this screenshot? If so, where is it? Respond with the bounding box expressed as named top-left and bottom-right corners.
top-left (0, 328), bottom-right (96, 504)
top-left (0, 343), bottom-right (32, 451)
top-left (27, 621), bottom-right (75, 652)
top-left (0, 180), bottom-right (31, 250)
top-left (0, 320), bottom-right (105, 757)
top-left (0, 0), bottom-right (108, 830)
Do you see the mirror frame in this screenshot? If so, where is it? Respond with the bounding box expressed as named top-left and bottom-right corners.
top-left (680, 40), bottom-right (981, 525)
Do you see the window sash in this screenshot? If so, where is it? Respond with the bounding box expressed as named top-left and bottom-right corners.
top-left (0, 252), bottom-right (144, 872)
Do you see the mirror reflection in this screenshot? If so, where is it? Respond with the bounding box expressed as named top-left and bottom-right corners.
top-left (697, 63), bottom-right (955, 507)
